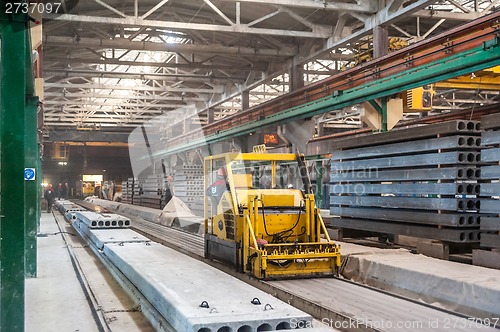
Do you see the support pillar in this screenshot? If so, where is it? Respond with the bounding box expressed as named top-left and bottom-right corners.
top-left (289, 64), bottom-right (305, 91)
top-left (373, 25), bottom-right (389, 59)
top-left (207, 108), bottom-right (215, 124)
top-left (317, 122), bottom-right (325, 137)
top-left (0, 11), bottom-right (30, 331)
top-left (241, 90), bottom-right (249, 110)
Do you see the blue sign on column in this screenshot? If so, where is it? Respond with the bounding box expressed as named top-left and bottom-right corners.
top-left (24, 168), bottom-right (36, 181)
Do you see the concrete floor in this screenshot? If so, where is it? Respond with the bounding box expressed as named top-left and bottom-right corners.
top-left (31, 202), bottom-right (500, 332)
top-left (25, 211), bottom-right (154, 332)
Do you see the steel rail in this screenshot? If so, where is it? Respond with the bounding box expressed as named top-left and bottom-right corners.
top-left (52, 212), bottom-right (111, 332)
top-left (69, 220), bottom-right (177, 332)
top-left (152, 12), bottom-right (500, 158)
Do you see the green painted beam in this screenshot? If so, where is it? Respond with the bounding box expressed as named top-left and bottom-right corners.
top-left (153, 37), bottom-right (500, 158)
top-left (368, 100), bottom-right (382, 114)
top-left (0, 9), bottom-right (29, 331)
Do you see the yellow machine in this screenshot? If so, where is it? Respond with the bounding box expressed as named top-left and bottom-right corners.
top-left (352, 37), bottom-right (408, 66)
top-left (403, 84), bottom-right (435, 112)
top-left (203, 146), bottom-right (341, 279)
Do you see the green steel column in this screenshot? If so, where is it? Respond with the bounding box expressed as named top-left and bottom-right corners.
top-left (25, 24), bottom-right (38, 277)
top-left (37, 105), bottom-right (42, 233)
top-left (381, 97), bottom-right (388, 132)
top-left (0, 10), bottom-right (28, 331)
top-left (25, 96), bottom-right (39, 278)
top-left (25, 18), bottom-right (38, 277)
top-left (36, 148), bottom-right (42, 233)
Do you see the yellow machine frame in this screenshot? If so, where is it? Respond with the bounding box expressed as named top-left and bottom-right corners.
top-left (203, 149), bottom-right (341, 279)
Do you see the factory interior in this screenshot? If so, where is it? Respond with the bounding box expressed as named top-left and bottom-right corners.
top-left (2, 0), bottom-right (500, 331)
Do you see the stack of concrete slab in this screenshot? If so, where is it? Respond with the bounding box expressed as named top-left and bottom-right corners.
top-left (54, 200), bottom-right (86, 213)
top-left (75, 211), bottom-right (131, 228)
top-left (81, 227), bottom-right (151, 250)
top-left (121, 178), bottom-right (135, 204)
top-left (173, 165), bottom-right (204, 217)
top-left (80, 197), bottom-right (204, 236)
top-left (330, 120), bottom-right (483, 243)
top-left (70, 202), bottom-right (312, 331)
top-left (104, 241), bottom-right (311, 331)
top-left (140, 174), bottom-right (163, 209)
top-left (132, 178), bottom-right (141, 205)
top-left (54, 200), bottom-right (86, 222)
top-left (475, 114), bottom-right (500, 268)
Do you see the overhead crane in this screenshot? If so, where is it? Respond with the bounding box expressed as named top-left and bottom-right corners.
top-left (343, 38), bottom-right (500, 95)
top-left (435, 66), bottom-right (500, 91)
top-left (150, 11), bottom-right (500, 158)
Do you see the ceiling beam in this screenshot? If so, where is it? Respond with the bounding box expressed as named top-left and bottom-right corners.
top-left (312, 0), bottom-right (437, 62)
top-left (412, 10), bottom-right (482, 21)
top-left (44, 92), bottom-right (205, 102)
top-left (44, 69), bottom-right (247, 83)
top-left (44, 107), bottom-right (166, 114)
top-left (201, 0), bottom-right (437, 112)
top-left (43, 35), bottom-right (297, 57)
top-left (44, 99), bottom-right (186, 109)
top-left (45, 113), bottom-right (165, 118)
top-left (43, 13), bottom-right (332, 39)
top-left (44, 82), bottom-right (223, 94)
top-left (47, 130), bottom-right (130, 142)
top-left (44, 56), bottom-right (269, 72)
top-left (141, 0), bottom-right (171, 19)
top-left (43, 121), bottom-right (148, 128)
top-left (218, 0), bottom-right (377, 13)
top-left (45, 115), bottom-right (162, 121)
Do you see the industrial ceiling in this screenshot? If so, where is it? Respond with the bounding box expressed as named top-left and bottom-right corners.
top-left (41, 0), bottom-right (500, 138)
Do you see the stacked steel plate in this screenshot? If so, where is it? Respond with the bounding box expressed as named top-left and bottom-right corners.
top-left (173, 165), bottom-right (204, 216)
top-left (330, 120), bottom-right (483, 243)
top-left (479, 114), bottom-right (500, 250)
